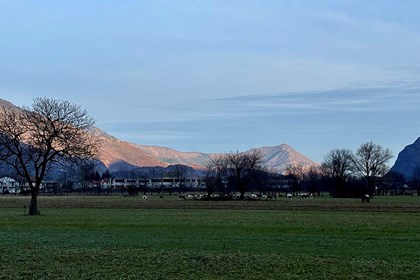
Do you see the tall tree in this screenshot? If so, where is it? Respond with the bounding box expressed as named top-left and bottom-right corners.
top-left (321, 148), bottom-right (354, 197)
top-left (0, 97), bottom-right (98, 215)
top-left (225, 150), bottom-right (265, 200)
top-left (353, 141), bottom-right (393, 195)
top-left (206, 150), bottom-right (264, 199)
top-left (205, 154), bottom-right (228, 198)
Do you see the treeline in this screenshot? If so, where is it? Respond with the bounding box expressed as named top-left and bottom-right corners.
top-left (205, 141), bottom-right (419, 198)
top-left (12, 141), bottom-right (418, 198)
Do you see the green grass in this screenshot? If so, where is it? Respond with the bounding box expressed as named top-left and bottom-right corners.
top-left (0, 196), bottom-right (420, 279)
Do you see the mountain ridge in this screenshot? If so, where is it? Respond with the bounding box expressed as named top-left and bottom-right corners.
top-left (96, 125), bottom-right (318, 172)
top-left (390, 137), bottom-right (420, 179)
top-left (0, 98), bottom-right (318, 173)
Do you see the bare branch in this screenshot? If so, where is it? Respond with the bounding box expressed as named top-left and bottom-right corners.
top-left (0, 97), bottom-right (100, 215)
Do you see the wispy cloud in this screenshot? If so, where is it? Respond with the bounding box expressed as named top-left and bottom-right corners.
top-left (97, 81), bottom-right (420, 159)
top-left (182, 86), bottom-right (415, 123)
top-left (2, 1), bottom-right (420, 161)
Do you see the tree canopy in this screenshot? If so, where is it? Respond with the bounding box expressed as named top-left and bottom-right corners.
top-left (353, 141), bottom-right (393, 195)
top-left (0, 97), bottom-right (99, 215)
top-left (205, 150), bottom-right (265, 199)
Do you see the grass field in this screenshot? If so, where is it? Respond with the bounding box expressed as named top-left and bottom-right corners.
top-left (1, 195), bottom-right (419, 279)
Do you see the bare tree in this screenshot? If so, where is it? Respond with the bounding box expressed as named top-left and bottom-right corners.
top-left (205, 155), bottom-right (228, 198)
top-left (286, 163), bottom-right (305, 195)
top-left (321, 149), bottom-right (354, 197)
top-left (206, 150), bottom-right (265, 199)
top-left (304, 165), bottom-right (322, 196)
top-left (0, 98), bottom-right (99, 215)
top-left (353, 141), bottom-right (393, 195)
top-left (225, 150), bottom-right (265, 200)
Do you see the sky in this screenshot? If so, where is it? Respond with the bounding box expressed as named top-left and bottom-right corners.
top-left (1, 0), bottom-right (420, 163)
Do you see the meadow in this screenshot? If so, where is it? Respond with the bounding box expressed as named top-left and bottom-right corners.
top-left (0, 195), bottom-right (419, 279)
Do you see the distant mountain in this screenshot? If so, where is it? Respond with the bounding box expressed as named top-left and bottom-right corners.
top-left (390, 137), bottom-right (420, 179)
top-left (91, 128), bottom-right (211, 171)
top-left (0, 98), bottom-right (318, 174)
top-left (252, 144), bottom-right (318, 171)
top-left (91, 128), bottom-right (169, 169)
top-left (96, 125), bottom-right (317, 172)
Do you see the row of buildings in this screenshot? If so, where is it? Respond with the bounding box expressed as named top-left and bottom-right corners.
top-left (0, 176), bottom-right (208, 194)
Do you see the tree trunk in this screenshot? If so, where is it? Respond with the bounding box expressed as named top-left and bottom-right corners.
top-left (239, 188), bottom-right (245, 200)
top-left (28, 189), bottom-right (39, 215)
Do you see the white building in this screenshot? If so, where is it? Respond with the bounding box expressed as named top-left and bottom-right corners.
top-left (0, 177), bottom-right (20, 194)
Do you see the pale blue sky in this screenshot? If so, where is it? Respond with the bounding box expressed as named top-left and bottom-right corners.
top-left (1, 1), bottom-right (420, 163)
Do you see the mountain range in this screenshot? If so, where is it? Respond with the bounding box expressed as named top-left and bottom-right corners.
top-left (0, 98), bottom-right (316, 174)
top-left (92, 127), bottom-right (317, 173)
top-left (4, 98), bottom-right (420, 178)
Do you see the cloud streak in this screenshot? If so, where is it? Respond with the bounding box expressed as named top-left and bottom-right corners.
top-left (1, 1), bottom-right (420, 162)
top-left (99, 81), bottom-right (420, 162)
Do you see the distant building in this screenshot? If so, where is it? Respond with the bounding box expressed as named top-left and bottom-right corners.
top-left (0, 176), bottom-right (20, 194)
